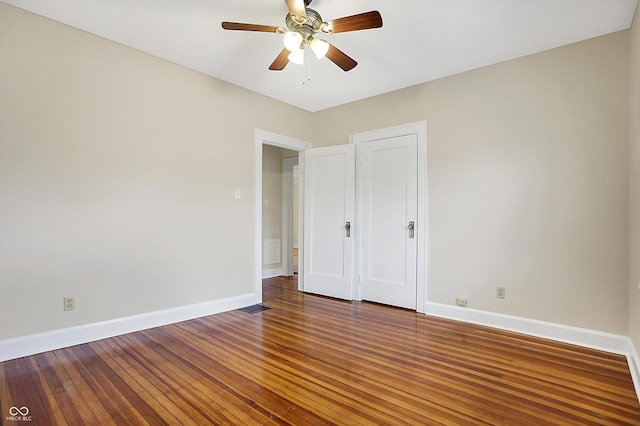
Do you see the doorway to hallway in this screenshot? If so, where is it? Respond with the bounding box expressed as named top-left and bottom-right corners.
top-left (254, 129), bottom-right (311, 305)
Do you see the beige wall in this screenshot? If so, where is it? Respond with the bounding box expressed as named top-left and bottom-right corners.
top-left (313, 31), bottom-right (631, 334)
top-left (262, 145), bottom-right (283, 271)
top-left (0, 2), bottom-right (636, 342)
top-left (629, 7), bottom-right (640, 352)
top-left (0, 4), bottom-right (312, 340)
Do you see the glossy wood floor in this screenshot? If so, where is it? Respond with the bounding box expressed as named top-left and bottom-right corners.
top-left (2, 276), bottom-right (639, 425)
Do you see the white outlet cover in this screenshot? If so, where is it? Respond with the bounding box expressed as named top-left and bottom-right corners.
top-left (63, 296), bottom-right (74, 311)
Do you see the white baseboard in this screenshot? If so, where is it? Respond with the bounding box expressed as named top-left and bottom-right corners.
top-left (423, 302), bottom-right (629, 354)
top-left (0, 293), bottom-right (256, 362)
top-left (2, 295), bottom-right (638, 403)
top-left (628, 339), bottom-right (640, 403)
top-left (262, 268), bottom-right (283, 279)
top-left (423, 301), bottom-right (640, 402)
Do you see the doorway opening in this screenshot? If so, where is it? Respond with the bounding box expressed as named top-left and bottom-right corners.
top-left (254, 130), bottom-right (311, 304)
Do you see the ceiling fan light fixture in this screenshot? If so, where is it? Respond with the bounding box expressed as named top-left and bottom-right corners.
top-left (222, 3), bottom-right (383, 73)
top-left (283, 31), bottom-right (303, 51)
top-left (287, 47), bottom-right (305, 65)
top-left (310, 38), bottom-right (329, 59)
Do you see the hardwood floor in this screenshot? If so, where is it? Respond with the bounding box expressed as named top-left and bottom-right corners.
top-left (2, 276), bottom-right (639, 425)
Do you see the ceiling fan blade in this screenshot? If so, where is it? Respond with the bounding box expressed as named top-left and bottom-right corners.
top-left (323, 11), bottom-right (383, 34)
top-left (221, 22), bottom-right (283, 33)
top-left (285, 0), bottom-right (307, 22)
top-left (325, 44), bottom-right (357, 72)
top-left (269, 48), bottom-right (290, 71)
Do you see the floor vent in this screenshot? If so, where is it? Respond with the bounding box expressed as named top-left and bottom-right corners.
top-left (239, 304), bottom-right (271, 314)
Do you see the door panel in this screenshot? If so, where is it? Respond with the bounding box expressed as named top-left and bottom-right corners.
top-left (359, 135), bottom-right (418, 309)
top-left (303, 145), bottom-right (355, 300)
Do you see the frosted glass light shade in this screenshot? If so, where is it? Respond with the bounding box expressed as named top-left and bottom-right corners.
top-left (283, 31), bottom-right (303, 52)
top-left (287, 48), bottom-right (305, 65)
top-left (310, 38), bottom-right (329, 59)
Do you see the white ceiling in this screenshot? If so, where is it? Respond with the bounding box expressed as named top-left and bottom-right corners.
top-left (3, 0), bottom-right (637, 112)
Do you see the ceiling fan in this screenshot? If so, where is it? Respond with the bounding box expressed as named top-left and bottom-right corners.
top-left (221, 0), bottom-right (383, 72)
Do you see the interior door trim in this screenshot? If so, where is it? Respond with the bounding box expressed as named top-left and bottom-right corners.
top-left (255, 129), bottom-right (312, 304)
top-left (350, 121), bottom-right (428, 313)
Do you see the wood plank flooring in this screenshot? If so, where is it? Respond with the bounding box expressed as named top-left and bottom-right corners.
top-left (1, 276), bottom-right (639, 425)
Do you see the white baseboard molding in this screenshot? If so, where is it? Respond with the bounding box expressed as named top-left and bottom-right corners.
top-left (0, 293), bottom-right (256, 362)
top-left (262, 268), bottom-right (283, 279)
top-left (424, 301), bottom-right (640, 402)
top-left (628, 339), bottom-right (640, 403)
top-left (2, 295), bottom-right (637, 403)
top-left (423, 302), bottom-right (629, 354)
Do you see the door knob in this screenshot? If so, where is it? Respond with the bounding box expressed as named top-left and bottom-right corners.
top-left (408, 221), bottom-right (414, 239)
top-left (345, 221), bottom-right (351, 238)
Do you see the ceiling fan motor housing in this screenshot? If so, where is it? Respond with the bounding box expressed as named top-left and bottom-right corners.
top-left (285, 8), bottom-right (327, 42)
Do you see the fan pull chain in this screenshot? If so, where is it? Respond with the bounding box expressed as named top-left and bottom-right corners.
top-left (303, 44), bottom-right (311, 84)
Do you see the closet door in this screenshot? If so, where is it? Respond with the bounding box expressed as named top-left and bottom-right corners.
top-left (303, 145), bottom-right (355, 300)
top-left (359, 135), bottom-right (418, 309)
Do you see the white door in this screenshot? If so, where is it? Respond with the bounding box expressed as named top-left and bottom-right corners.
top-left (359, 135), bottom-right (418, 309)
top-left (303, 145), bottom-right (355, 300)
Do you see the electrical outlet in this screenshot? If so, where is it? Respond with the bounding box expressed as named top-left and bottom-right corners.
top-left (63, 296), bottom-right (75, 311)
top-left (456, 298), bottom-right (467, 307)
top-left (496, 287), bottom-right (506, 299)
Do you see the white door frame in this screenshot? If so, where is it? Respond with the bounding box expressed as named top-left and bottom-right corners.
top-left (351, 121), bottom-right (428, 313)
top-left (255, 129), bottom-right (311, 304)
